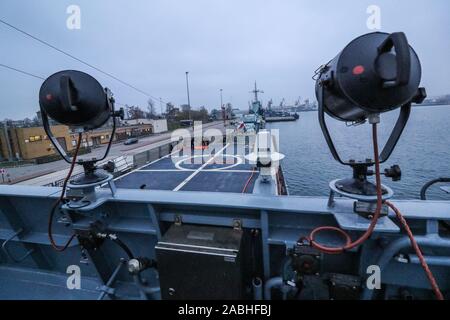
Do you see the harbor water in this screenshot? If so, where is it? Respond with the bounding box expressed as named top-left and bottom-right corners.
top-left (269, 105), bottom-right (450, 200)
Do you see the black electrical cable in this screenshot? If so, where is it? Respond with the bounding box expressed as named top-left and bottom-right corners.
top-left (420, 178), bottom-right (450, 200)
top-left (48, 133), bottom-right (82, 252)
top-left (108, 235), bottom-right (135, 260)
top-left (0, 64), bottom-right (141, 112)
top-left (0, 63), bottom-right (45, 80)
top-left (0, 18), bottom-right (166, 103)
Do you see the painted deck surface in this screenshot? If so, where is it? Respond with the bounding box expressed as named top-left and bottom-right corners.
top-left (114, 142), bottom-right (259, 194)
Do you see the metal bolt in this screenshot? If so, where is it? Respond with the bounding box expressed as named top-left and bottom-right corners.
top-left (128, 259), bottom-right (141, 274)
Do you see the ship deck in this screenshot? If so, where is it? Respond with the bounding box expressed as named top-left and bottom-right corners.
top-left (113, 142), bottom-right (259, 194)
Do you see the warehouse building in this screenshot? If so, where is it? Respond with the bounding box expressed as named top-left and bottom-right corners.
top-left (0, 119), bottom-right (166, 161)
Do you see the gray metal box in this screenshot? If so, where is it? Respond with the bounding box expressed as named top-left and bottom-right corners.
top-left (155, 224), bottom-right (243, 300)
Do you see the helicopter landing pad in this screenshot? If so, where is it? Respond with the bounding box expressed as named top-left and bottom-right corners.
top-left (113, 143), bottom-right (259, 194)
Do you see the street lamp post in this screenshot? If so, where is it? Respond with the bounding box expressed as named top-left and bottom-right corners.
top-left (220, 89), bottom-right (225, 126)
top-left (185, 71), bottom-right (191, 121)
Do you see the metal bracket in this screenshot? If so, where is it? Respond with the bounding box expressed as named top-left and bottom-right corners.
top-left (328, 189), bottom-right (336, 208)
top-left (317, 85), bottom-right (412, 166)
top-left (329, 179), bottom-right (394, 204)
top-left (97, 259), bottom-right (126, 300)
top-left (1, 228), bottom-right (34, 263)
top-left (174, 215), bottom-right (182, 226)
top-left (80, 249), bottom-right (90, 265)
top-left (98, 285), bottom-right (116, 296)
top-left (440, 186), bottom-right (450, 194)
top-left (233, 219), bottom-right (242, 230)
top-left (108, 179), bottom-right (117, 196)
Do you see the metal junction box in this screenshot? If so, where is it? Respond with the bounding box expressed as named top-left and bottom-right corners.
top-left (155, 224), bottom-right (243, 300)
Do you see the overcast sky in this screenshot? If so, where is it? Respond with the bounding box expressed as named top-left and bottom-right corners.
top-left (0, 0), bottom-right (449, 119)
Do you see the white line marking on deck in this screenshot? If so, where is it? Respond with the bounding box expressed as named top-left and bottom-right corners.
top-left (172, 143), bottom-right (229, 192)
top-left (137, 169), bottom-right (254, 173)
top-left (174, 154), bottom-right (244, 171)
top-left (113, 150), bottom-right (176, 182)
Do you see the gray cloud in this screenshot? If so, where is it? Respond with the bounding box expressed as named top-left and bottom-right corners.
top-left (1, 0), bottom-right (449, 119)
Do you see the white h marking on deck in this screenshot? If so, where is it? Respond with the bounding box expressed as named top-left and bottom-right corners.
top-left (172, 143), bottom-right (229, 192)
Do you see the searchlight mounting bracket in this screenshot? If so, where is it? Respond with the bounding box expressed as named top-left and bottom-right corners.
top-left (317, 83), bottom-right (426, 204)
top-left (40, 84), bottom-right (124, 210)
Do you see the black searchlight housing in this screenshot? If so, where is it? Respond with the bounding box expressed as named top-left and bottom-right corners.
top-left (314, 32), bottom-right (427, 201)
top-left (315, 32), bottom-right (425, 122)
top-left (39, 70), bottom-right (124, 194)
top-left (39, 70), bottom-right (112, 130)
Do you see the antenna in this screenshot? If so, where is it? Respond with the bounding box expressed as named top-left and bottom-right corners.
top-left (250, 81), bottom-right (264, 102)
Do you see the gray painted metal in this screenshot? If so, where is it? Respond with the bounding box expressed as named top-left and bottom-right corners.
top-left (0, 184), bottom-right (449, 300)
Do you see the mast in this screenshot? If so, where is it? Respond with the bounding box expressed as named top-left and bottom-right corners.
top-left (250, 81), bottom-right (264, 102)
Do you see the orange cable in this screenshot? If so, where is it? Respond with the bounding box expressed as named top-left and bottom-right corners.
top-left (386, 201), bottom-right (444, 300)
top-left (305, 123), bottom-right (444, 300)
top-left (308, 123), bottom-right (383, 254)
top-left (242, 169), bottom-right (256, 193)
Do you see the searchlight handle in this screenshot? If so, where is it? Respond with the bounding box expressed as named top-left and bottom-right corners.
top-left (59, 75), bottom-right (78, 113)
top-left (377, 32), bottom-right (411, 88)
